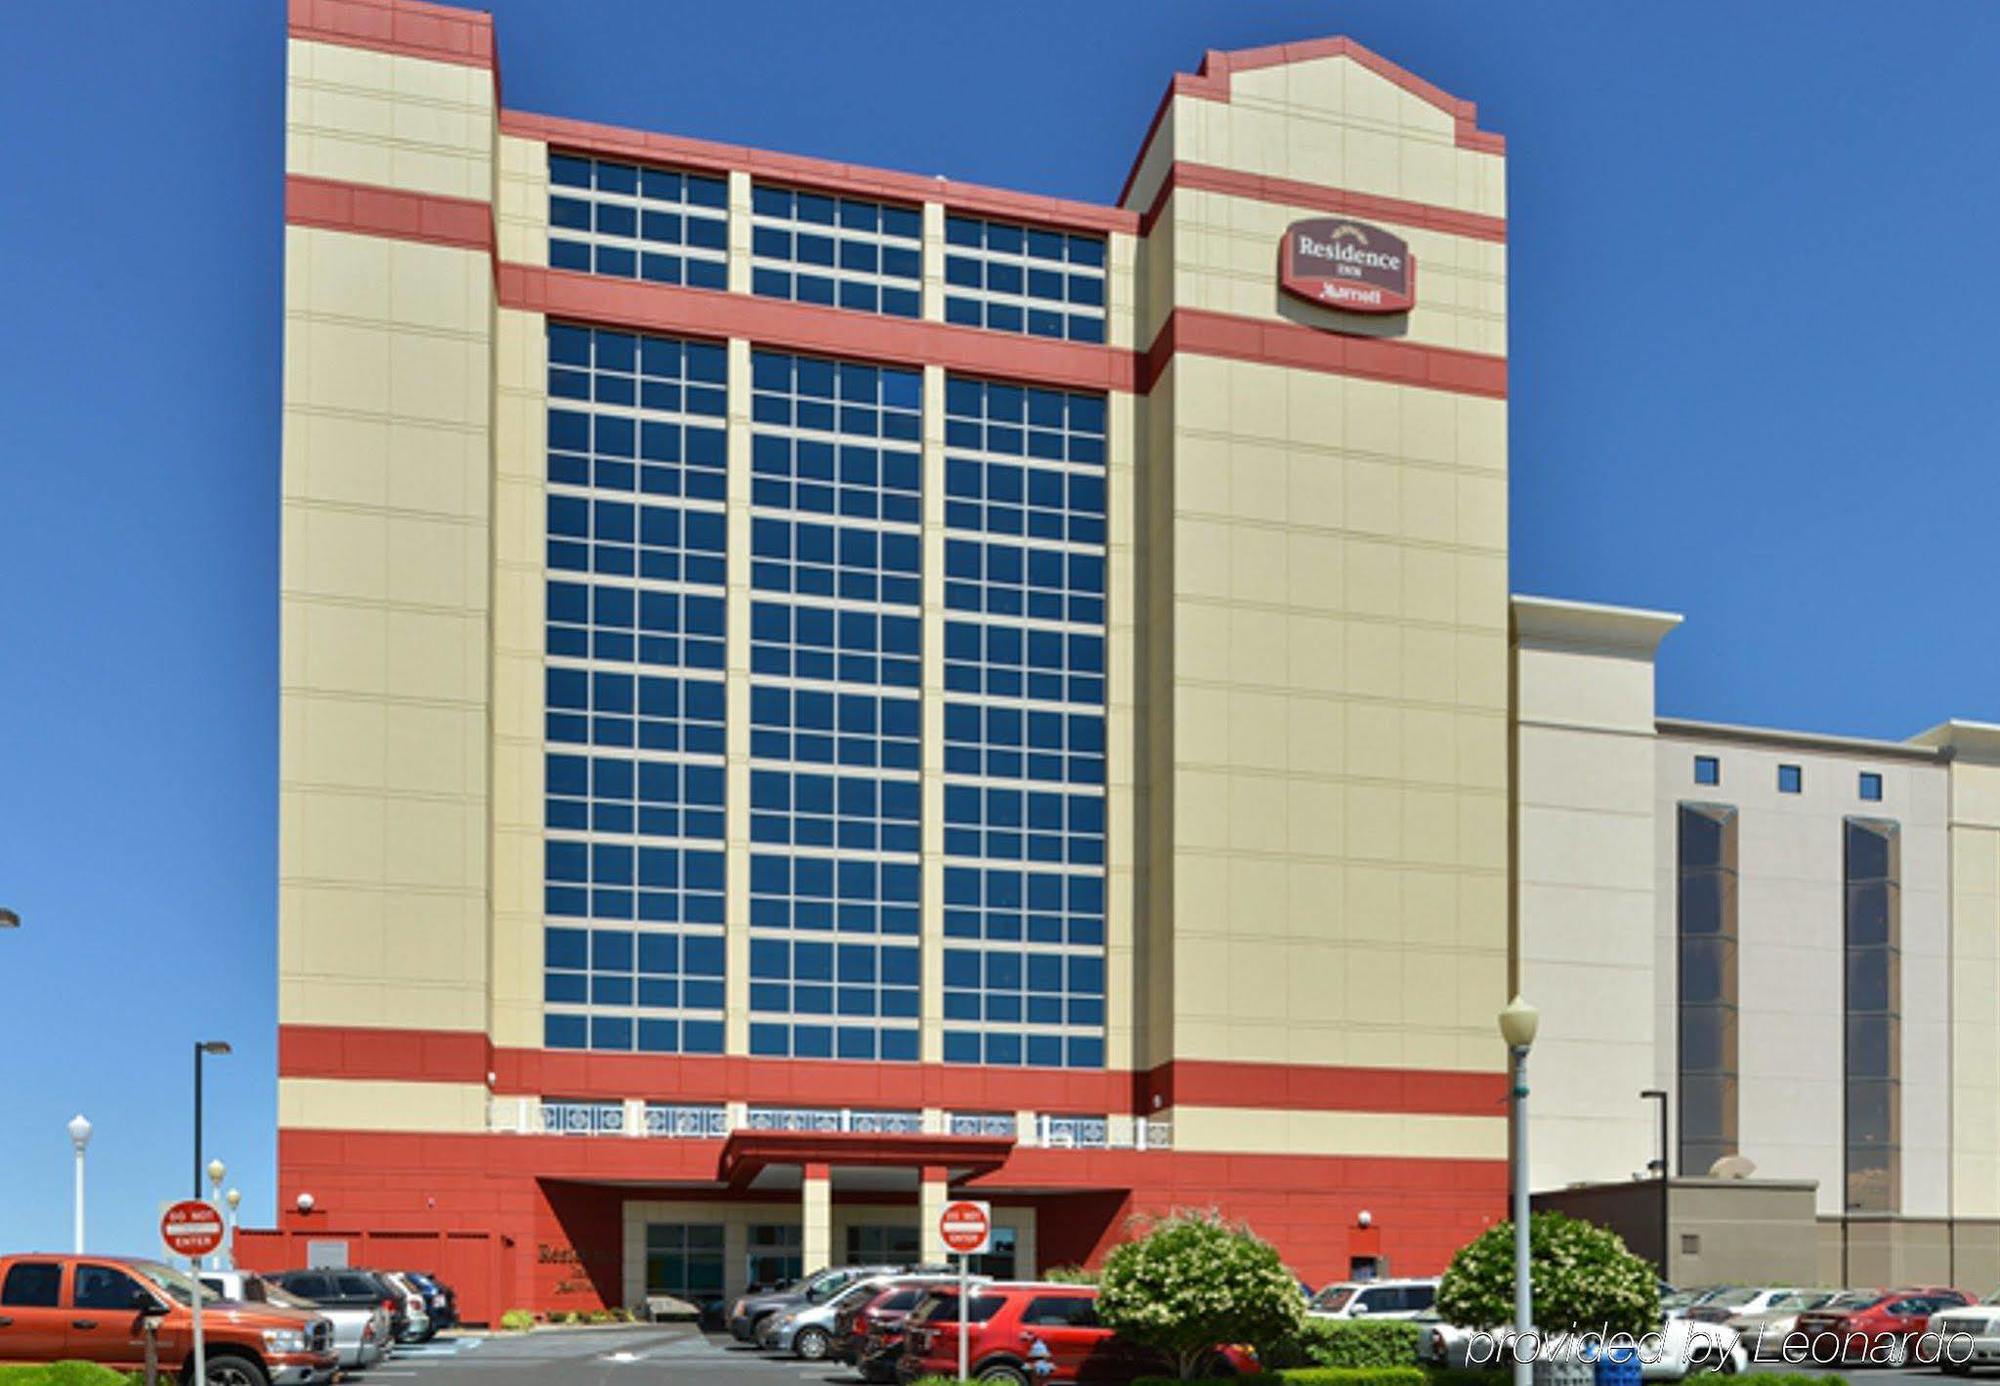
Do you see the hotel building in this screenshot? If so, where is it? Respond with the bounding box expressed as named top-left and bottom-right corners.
top-left (253, 0), bottom-right (2000, 1319)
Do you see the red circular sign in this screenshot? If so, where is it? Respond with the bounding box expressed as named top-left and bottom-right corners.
top-left (161, 1200), bottom-right (226, 1257)
top-left (939, 1200), bottom-right (991, 1254)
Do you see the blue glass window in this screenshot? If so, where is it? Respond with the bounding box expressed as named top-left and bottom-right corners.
top-left (942, 215), bottom-right (1106, 343)
top-left (748, 349), bottom-right (923, 1061)
top-left (751, 185), bottom-right (922, 319)
top-left (545, 323), bottom-right (727, 1054)
top-left (549, 153), bottom-right (728, 290)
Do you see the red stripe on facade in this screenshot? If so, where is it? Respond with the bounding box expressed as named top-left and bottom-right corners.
top-left (279, 1026), bottom-right (1507, 1118)
top-left (1144, 1059), bottom-right (1507, 1118)
top-left (499, 110), bottom-right (1138, 237)
top-left (497, 264), bottom-right (1138, 395)
top-left (285, 174), bottom-right (493, 252)
top-left (288, 0), bottom-right (494, 69)
top-left (1118, 36), bottom-right (1503, 210)
top-left (1142, 308), bottom-right (1507, 399)
top-left (1141, 161), bottom-right (1506, 243)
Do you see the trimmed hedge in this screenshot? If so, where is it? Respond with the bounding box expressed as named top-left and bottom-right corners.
top-left (1135, 1369), bottom-right (1428, 1386)
top-left (0, 1366), bottom-right (136, 1386)
top-left (1278, 1320), bottom-right (1422, 1368)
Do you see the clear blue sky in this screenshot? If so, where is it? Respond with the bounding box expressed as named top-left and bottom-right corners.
top-left (3, 0), bottom-right (1997, 1257)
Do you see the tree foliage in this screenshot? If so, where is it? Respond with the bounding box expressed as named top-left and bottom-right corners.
top-left (1097, 1210), bottom-right (1304, 1379)
top-left (1436, 1211), bottom-right (1658, 1339)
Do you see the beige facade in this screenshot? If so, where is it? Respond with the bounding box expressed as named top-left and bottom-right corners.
top-left (280, 34), bottom-right (497, 1037)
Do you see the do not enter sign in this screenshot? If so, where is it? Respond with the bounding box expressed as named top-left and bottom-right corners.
top-left (939, 1199), bottom-right (991, 1256)
top-left (161, 1200), bottom-right (226, 1258)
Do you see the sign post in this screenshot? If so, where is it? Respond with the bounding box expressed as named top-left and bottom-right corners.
top-left (162, 1199), bottom-right (226, 1386)
top-left (939, 1199), bottom-right (992, 1383)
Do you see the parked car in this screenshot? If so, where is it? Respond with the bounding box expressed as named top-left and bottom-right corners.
top-left (0, 1253), bottom-right (337, 1386)
top-left (1307, 1278), bottom-right (1439, 1320)
top-left (1723, 1289), bottom-right (1840, 1358)
top-left (1684, 1287), bottom-right (1801, 1324)
top-left (897, 1281), bottom-right (1257, 1385)
top-left (1928, 1293), bottom-right (2000, 1376)
top-left (843, 1277), bottom-right (968, 1381)
top-left (762, 1273), bottom-right (919, 1360)
top-left (731, 1264), bottom-right (916, 1343)
top-left (378, 1272), bottom-right (434, 1342)
top-left (398, 1271), bottom-right (457, 1331)
top-left (1416, 1316), bottom-right (1743, 1379)
top-left (200, 1270), bottom-right (388, 1371)
top-left (1796, 1287), bottom-right (1973, 1366)
top-left (269, 1268), bottom-right (411, 1344)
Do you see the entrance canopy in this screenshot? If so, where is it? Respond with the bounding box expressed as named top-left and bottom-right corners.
top-left (718, 1128), bottom-right (1014, 1192)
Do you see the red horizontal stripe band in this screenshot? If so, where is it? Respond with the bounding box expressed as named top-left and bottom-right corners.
top-left (1143, 161), bottom-right (1506, 243)
top-left (285, 174), bottom-right (492, 252)
top-left (279, 1025), bottom-right (1506, 1117)
top-left (289, 0), bottom-right (494, 70)
top-left (497, 264), bottom-right (1137, 395)
top-left (500, 110), bottom-right (1137, 237)
top-left (1142, 307), bottom-right (1507, 398)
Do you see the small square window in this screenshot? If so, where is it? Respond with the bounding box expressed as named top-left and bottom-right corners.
top-left (1859, 771), bottom-right (1883, 802)
top-left (1778, 764), bottom-right (1803, 794)
top-left (1693, 755), bottom-right (1720, 786)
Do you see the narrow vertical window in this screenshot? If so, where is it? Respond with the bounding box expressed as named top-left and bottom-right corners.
top-left (1677, 803), bottom-right (1739, 1175)
top-left (1844, 818), bottom-right (1900, 1212)
top-left (1693, 755), bottom-right (1720, 786)
top-left (1778, 763), bottom-right (1803, 794)
top-left (1858, 771), bottom-right (1883, 802)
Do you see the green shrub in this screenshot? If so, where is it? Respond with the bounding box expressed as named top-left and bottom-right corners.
top-left (498, 1308), bottom-right (536, 1331)
top-left (1042, 1263), bottom-right (1097, 1284)
top-left (1133, 1369), bottom-right (1425, 1386)
top-left (1748, 1377), bottom-right (1846, 1386)
top-left (0, 1365), bottom-right (136, 1386)
top-left (586, 1308), bottom-right (614, 1324)
top-left (1269, 1320), bottom-right (1421, 1369)
top-left (1099, 1211), bottom-right (1305, 1379)
top-left (1419, 1369), bottom-right (1504, 1386)
top-left (1436, 1212), bottom-right (1657, 1338)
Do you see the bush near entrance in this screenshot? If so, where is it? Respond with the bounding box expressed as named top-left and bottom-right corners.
top-left (1097, 1210), bottom-right (1305, 1380)
top-left (0, 1366), bottom-right (135, 1386)
top-left (1267, 1319), bottom-right (1421, 1369)
top-left (1436, 1211), bottom-right (1657, 1339)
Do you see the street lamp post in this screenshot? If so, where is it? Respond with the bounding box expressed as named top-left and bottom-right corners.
top-left (67, 1114), bottom-right (92, 1253)
top-left (1641, 1089), bottom-right (1670, 1284)
top-left (1499, 995), bottom-right (1540, 1386)
top-left (207, 1160), bottom-right (228, 1269)
top-left (193, 1041), bottom-right (232, 1198)
top-left (225, 1189), bottom-right (242, 1269)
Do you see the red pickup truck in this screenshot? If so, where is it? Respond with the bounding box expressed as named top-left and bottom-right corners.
top-left (0, 1253), bottom-right (338, 1386)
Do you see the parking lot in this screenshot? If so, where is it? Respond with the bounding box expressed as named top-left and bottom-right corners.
top-left (351, 1325), bottom-right (1980, 1386)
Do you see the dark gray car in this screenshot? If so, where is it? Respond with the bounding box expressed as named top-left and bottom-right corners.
top-left (729, 1265), bottom-right (920, 1343)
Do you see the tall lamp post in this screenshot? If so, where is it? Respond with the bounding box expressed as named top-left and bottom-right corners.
top-left (1499, 995), bottom-right (1540, 1386)
top-left (1641, 1089), bottom-right (1670, 1284)
top-left (67, 1114), bottom-right (92, 1253)
top-left (193, 1040), bottom-right (232, 1198)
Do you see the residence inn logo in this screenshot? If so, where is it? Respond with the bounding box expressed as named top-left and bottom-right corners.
top-left (1280, 216), bottom-right (1415, 315)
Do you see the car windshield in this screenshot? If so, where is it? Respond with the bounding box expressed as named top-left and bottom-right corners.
top-left (1764, 1292), bottom-right (1828, 1312)
top-left (264, 1283), bottom-right (317, 1311)
top-left (135, 1262), bottom-right (217, 1307)
top-left (829, 1281), bottom-right (881, 1309)
top-left (1827, 1292), bottom-right (1884, 1310)
top-left (1311, 1286), bottom-right (1356, 1312)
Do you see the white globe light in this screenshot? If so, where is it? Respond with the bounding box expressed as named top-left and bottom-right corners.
top-left (67, 1114), bottom-right (93, 1150)
top-left (296, 1192), bottom-right (315, 1214)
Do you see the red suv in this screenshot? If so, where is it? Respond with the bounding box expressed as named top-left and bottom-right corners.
top-left (1794, 1287), bottom-right (1973, 1366)
top-left (898, 1282), bottom-right (1255, 1385)
top-left (843, 1278), bottom-right (964, 1381)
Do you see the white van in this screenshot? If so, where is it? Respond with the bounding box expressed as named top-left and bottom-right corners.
top-left (1308, 1277), bottom-right (1441, 1320)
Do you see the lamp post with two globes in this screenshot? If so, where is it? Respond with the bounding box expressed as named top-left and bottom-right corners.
top-left (1499, 995), bottom-right (1541, 1386)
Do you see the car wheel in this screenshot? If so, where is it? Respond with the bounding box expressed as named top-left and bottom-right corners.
top-left (977, 1363), bottom-right (1031, 1386)
top-left (202, 1353), bottom-right (271, 1386)
top-left (796, 1327), bottom-right (831, 1361)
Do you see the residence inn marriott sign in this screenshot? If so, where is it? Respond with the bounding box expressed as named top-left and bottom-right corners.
top-left (1279, 216), bottom-right (1416, 314)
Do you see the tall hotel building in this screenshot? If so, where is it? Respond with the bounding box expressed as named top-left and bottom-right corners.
top-left (262, 0), bottom-right (2000, 1320)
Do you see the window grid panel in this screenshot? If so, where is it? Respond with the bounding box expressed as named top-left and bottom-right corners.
top-left (546, 323), bottom-right (729, 1057)
top-left (750, 184), bottom-right (923, 319)
top-left (750, 349), bottom-right (924, 1062)
top-left (943, 215), bottom-right (1107, 343)
top-left (940, 375), bottom-right (1109, 1070)
top-left (549, 153), bottom-right (729, 290)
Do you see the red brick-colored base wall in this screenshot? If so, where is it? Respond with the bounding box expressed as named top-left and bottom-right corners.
top-left (238, 1128), bottom-right (1504, 1320)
